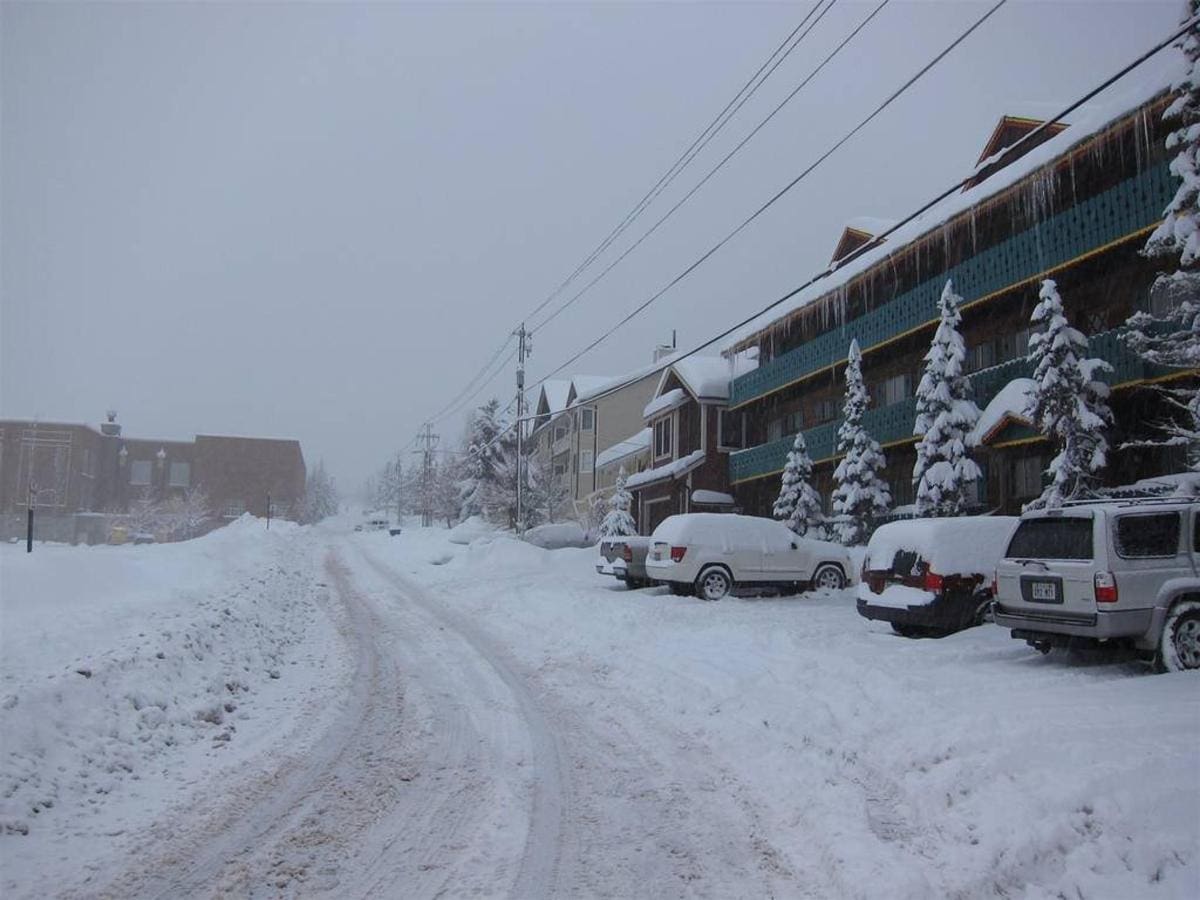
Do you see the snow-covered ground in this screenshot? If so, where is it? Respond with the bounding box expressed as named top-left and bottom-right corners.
top-left (1, 519), bottom-right (1196, 898)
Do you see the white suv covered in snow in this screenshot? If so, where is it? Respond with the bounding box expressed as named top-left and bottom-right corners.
top-left (992, 498), bottom-right (1200, 671)
top-left (645, 513), bottom-right (852, 600)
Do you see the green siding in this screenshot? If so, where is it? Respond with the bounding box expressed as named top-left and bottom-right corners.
top-left (729, 163), bottom-right (1174, 409)
top-left (728, 328), bottom-right (1171, 484)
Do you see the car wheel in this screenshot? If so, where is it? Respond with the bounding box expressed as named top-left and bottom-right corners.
top-left (972, 597), bottom-right (993, 627)
top-left (696, 567), bottom-right (732, 601)
top-left (1157, 600), bottom-right (1200, 673)
top-left (811, 563), bottom-right (846, 592)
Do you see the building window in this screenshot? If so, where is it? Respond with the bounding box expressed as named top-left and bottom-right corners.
top-left (653, 417), bottom-right (673, 459)
top-left (223, 500), bottom-right (245, 518)
top-left (552, 452), bottom-right (569, 478)
top-left (814, 398), bottom-right (840, 424)
top-left (553, 422), bottom-right (569, 442)
top-left (965, 341), bottom-right (996, 373)
top-left (718, 409), bottom-right (745, 450)
top-left (579, 449), bottom-right (594, 473)
top-left (1012, 455), bottom-right (1044, 499)
top-left (997, 327), bottom-right (1034, 363)
top-left (766, 410), bottom-right (803, 444)
top-left (876, 373), bottom-right (914, 408)
top-left (168, 462), bottom-right (190, 487)
top-left (130, 460), bottom-right (153, 486)
top-left (580, 408), bottom-right (595, 431)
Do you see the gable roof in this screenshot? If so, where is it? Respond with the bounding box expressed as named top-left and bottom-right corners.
top-left (537, 380), bottom-right (572, 417)
top-left (651, 352), bottom-right (759, 405)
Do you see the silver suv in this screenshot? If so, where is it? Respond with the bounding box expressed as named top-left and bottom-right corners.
top-left (992, 498), bottom-right (1200, 671)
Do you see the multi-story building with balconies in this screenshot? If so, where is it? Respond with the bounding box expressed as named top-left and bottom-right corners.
top-left (721, 69), bottom-right (1195, 517)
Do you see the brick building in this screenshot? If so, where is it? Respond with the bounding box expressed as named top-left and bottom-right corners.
top-left (0, 413), bottom-right (306, 543)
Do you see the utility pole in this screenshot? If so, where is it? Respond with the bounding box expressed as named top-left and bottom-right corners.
top-left (415, 423), bottom-right (440, 528)
top-left (266, 492), bottom-right (272, 530)
top-left (514, 323), bottom-right (531, 535)
top-left (26, 482), bottom-right (35, 553)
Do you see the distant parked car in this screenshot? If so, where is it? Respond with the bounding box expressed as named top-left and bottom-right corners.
top-left (597, 536), bottom-right (653, 589)
top-left (645, 513), bottom-right (852, 601)
top-left (364, 517), bottom-right (390, 531)
top-left (992, 498), bottom-right (1200, 671)
top-left (857, 516), bottom-right (1019, 637)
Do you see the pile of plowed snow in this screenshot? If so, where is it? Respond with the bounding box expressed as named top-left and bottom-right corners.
top-left (0, 517), bottom-right (329, 839)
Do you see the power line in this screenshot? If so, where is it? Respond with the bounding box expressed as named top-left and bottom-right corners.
top-left (531, 0), bottom-right (880, 335)
top-left (530, 0), bottom-right (1006, 379)
top-left (471, 2), bottom-right (1192, 456)
top-left (518, 1), bottom-right (834, 328)
top-left (431, 345), bottom-right (518, 427)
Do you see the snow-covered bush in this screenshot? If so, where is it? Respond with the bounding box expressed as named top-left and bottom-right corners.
top-left (831, 340), bottom-right (891, 545)
top-left (600, 467), bottom-right (638, 538)
top-left (773, 430), bottom-right (826, 538)
top-left (912, 279), bottom-right (982, 517)
top-left (1024, 280), bottom-right (1113, 509)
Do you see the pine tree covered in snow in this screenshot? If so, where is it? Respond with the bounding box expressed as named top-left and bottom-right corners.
top-left (912, 279), bottom-right (982, 517)
top-left (303, 459), bottom-right (340, 523)
top-left (600, 467), bottom-right (638, 538)
top-left (772, 430), bottom-right (826, 538)
top-left (526, 452), bottom-right (570, 526)
top-left (831, 340), bottom-right (891, 546)
top-left (1144, 3), bottom-right (1200, 266)
top-left (1125, 8), bottom-right (1200, 474)
top-left (459, 399), bottom-right (507, 520)
top-left (1024, 280), bottom-right (1113, 509)
top-left (432, 456), bottom-right (464, 527)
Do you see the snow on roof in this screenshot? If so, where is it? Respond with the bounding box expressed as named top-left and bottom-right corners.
top-left (724, 49), bottom-right (1186, 353)
top-left (691, 490), bottom-right (735, 506)
top-left (864, 516), bottom-right (1021, 577)
top-left (626, 449), bottom-right (705, 490)
top-left (657, 351), bottom-right (759, 404)
top-left (595, 428), bottom-right (651, 470)
top-left (569, 376), bottom-right (614, 401)
top-left (643, 388), bottom-right (688, 420)
top-left (569, 348), bottom-right (690, 405)
top-left (969, 378), bottom-right (1036, 444)
top-left (540, 380), bottom-right (572, 415)
top-left (844, 216), bottom-right (898, 236)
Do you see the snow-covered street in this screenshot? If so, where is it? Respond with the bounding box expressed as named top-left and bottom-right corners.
top-left (2, 520), bottom-right (1197, 898)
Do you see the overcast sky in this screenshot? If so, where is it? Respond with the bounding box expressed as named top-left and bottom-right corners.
top-left (1, 0), bottom-right (1187, 493)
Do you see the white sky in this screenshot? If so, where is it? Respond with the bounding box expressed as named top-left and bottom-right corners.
top-left (1, 0), bottom-right (1188, 491)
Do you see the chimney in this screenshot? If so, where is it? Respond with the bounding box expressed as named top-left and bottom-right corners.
top-left (653, 344), bottom-right (674, 363)
top-left (100, 410), bottom-right (122, 437)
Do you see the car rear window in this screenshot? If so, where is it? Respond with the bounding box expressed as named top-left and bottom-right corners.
top-left (1114, 512), bottom-right (1180, 558)
top-left (1006, 517), bottom-right (1093, 560)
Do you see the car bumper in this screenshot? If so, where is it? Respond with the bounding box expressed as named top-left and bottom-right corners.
top-left (857, 594), bottom-right (982, 630)
top-left (645, 559), bottom-right (699, 584)
top-left (993, 603), bottom-right (1155, 643)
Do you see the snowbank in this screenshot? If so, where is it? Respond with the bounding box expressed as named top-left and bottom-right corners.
top-left (0, 518), bottom-right (330, 844)
top-left (448, 515), bottom-right (496, 545)
top-left (523, 521), bottom-right (591, 549)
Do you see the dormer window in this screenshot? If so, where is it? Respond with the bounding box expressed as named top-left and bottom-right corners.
top-left (653, 417), bottom-right (673, 460)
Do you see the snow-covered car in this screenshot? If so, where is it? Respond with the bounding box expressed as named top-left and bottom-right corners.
top-left (597, 536), bottom-right (653, 588)
top-left (645, 513), bottom-right (852, 601)
top-left (992, 498), bottom-right (1200, 671)
top-left (857, 516), bottom-right (1019, 637)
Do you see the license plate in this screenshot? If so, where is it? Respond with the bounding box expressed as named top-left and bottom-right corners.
top-left (1031, 582), bottom-right (1056, 601)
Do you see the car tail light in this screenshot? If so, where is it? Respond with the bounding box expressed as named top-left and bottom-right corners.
top-left (670, 546), bottom-right (687, 563)
top-left (1094, 572), bottom-right (1118, 603)
top-left (622, 545), bottom-right (633, 562)
top-left (922, 569), bottom-right (944, 593)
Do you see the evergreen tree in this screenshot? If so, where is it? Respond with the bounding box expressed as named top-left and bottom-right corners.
top-left (600, 467), bottom-right (638, 538)
top-left (912, 279), bottom-right (982, 517)
top-left (526, 452), bottom-right (569, 526)
top-left (1125, 9), bottom-right (1200, 474)
top-left (772, 430), bottom-right (826, 538)
top-left (303, 459), bottom-right (340, 523)
top-left (831, 340), bottom-right (891, 546)
top-left (460, 399), bottom-right (507, 519)
top-left (1024, 280), bottom-right (1113, 509)
top-left (432, 456), bottom-right (464, 527)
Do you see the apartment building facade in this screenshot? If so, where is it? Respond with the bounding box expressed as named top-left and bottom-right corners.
top-left (722, 77), bottom-right (1194, 517)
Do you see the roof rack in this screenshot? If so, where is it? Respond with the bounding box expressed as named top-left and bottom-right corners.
top-left (1057, 494), bottom-right (1199, 508)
